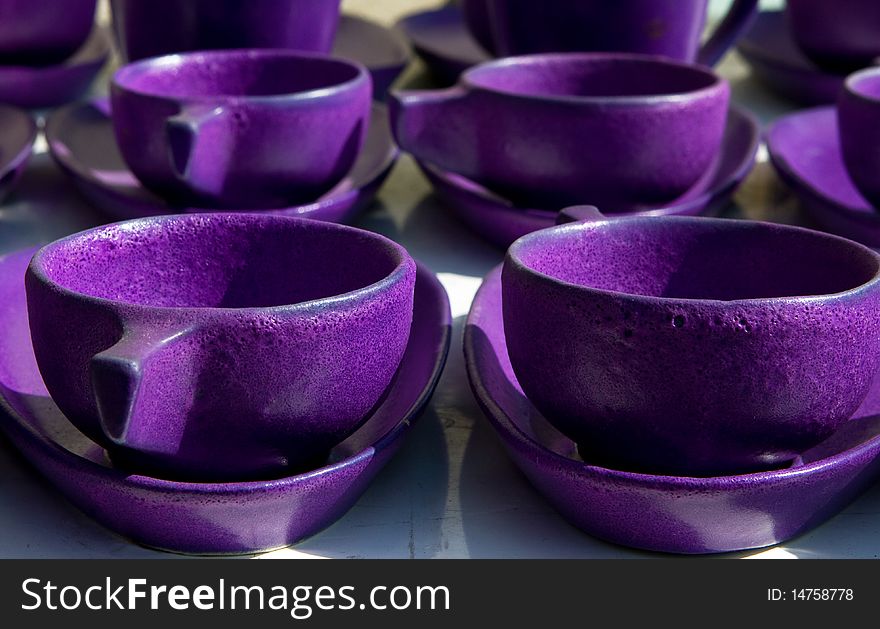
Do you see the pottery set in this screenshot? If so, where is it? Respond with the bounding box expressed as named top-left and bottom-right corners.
top-left (466, 211), bottom-right (880, 551)
top-left (390, 52), bottom-right (758, 247)
top-left (0, 0), bottom-right (108, 109)
top-left (768, 67), bottom-right (880, 248)
top-left (738, 2), bottom-right (880, 105)
top-left (0, 213), bottom-right (451, 552)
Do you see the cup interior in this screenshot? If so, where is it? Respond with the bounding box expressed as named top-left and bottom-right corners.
top-left (35, 215), bottom-right (405, 309)
top-left (466, 55), bottom-right (719, 99)
top-left (513, 219), bottom-right (879, 301)
top-left (114, 51), bottom-right (363, 100)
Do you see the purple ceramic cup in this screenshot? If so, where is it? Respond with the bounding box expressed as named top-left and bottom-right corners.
top-left (110, 50), bottom-right (372, 210)
top-left (390, 53), bottom-right (729, 210)
top-left (465, 0), bottom-right (757, 66)
top-left (0, 0), bottom-right (96, 65)
top-left (787, 0), bottom-right (880, 72)
top-left (25, 213), bottom-right (417, 482)
top-left (839, 68), bottom-right (880, 210)
top-left (110, 0), bottom-right (341, 62)
top-left (503, 212), bottom-right (880, 476)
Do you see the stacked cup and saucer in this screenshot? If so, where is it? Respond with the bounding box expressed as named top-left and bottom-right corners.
top-left (46, 0), bottom-right (411, 224)
top-left (393, 0), bottom-right (761, 248)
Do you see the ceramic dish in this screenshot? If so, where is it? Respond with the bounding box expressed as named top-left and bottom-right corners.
top-left (0, 27), bottom-right (110, 110)
top-left (333, 15), bottom-right (412, 98)
top-left (464, 266), bottom-right (880, 554)
top-left (396, 6), bottom-right (489, 82)
top-left (766, 106), bottom-right (880, 247)
top-left (420, 106), bottom-right (759, 248)
top-left (0, 105), bottom-right (37, 201)
top-left (0, 248), bottom-right (451, 555)
top-left (736, 11), bottom-right (845, 105)
top-left (46, 99), bottom-right (398, 222)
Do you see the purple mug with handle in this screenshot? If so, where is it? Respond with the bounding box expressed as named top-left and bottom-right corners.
top-left (110, 0), bottom-right (342, 62)
top-left (25, 213), bottom-right (417, 481)
top-left (464, 0), bottom-right (758, 66)
top-left (390, 53), bottom-right (729, 210)
top-left (111, 50), bottom-right (372, 210)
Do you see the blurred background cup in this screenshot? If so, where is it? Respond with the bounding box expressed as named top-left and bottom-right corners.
top-left (787, 0), bottom-right (880, 72)
top-left (110, 0), bottom-right (342, 62)
top-left (839, 67), bottom-right (880, 209)
top-left (0, 0), bottom-right (97, 65)
top-left (464, 0), bottom-right (758, 66)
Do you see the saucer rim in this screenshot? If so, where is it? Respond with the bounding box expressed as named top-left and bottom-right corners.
top-left (766, 105), bottom-right (878, 223)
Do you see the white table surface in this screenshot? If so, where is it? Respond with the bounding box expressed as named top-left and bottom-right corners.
top-left (3, 6), bottom-right (880, 559)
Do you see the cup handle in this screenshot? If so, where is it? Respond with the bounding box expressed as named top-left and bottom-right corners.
top-left (165, 105), bottom-right (228, 182)
top-left (556, 205), bottom-right (605, 225)
top-left (698, 0), bottom-right (759, 67)
top-left (90, 325), bottom-right (195, 447)
top-left (388, 86), bottom-right (470, 172)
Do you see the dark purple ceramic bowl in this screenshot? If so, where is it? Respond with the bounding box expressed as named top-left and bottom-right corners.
top-left (111, 50), bottom-right (372, 210)
top-left (110, 0), bottom-right (341, 62)
top-left (470, 0), bottom-right (757, 66)
top-left (390, 53), bottom-right (729, 210)
top-left (787, 0), bottom-right (880, 72)
top-left (25, 214), bottom-right (417, 482)
top-left (466, 265), bottom-right (880, 554)
top-left (0, 0), bottom-right (96, 65)
top-left (838, 68), bottom-right (880, 210)
top-left (503, 215), bottom-right (880, 476)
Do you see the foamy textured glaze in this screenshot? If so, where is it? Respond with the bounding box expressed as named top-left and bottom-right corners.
top-left (111, 50), bottom-right (372, 210)
top-left (503, 216), bottom-right (880, 476)
top-left (25, 214), bottom-right (416, 481)
top-left (465, 265), bottom-right (880, 553)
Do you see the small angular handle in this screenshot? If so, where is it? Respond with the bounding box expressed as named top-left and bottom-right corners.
top-left (165, 105), bottom-right (227, 181)
top-left (556, 205), bottom-right (605, 225)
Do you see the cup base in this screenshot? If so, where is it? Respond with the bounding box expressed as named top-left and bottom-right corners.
top-left (105, 447), bottom-right (332, 483)
top-left (574, 441), bottom-right (799, 478)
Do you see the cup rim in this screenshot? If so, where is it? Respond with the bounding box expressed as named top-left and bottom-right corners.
top-left (844, 66), bottom-right (880, 105)
top-left (111, 49), bottom-right (371, 104)
top-left (28, 213), bottom-right (414, 315)
top-left (461, 52), bottom-right (727, 106)
top-left (506, 215), bottom-right (880, 306)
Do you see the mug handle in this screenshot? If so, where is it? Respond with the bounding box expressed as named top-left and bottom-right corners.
top-left (698, 0), bottom-right (759, 67)
top-left (388, 87), bottom-right (471, 173)
top-left (165, 104), bottom-right (229, 182)
top-left (556, 205), bottom-right (605, 225)
top-left (90, 324), bottom-right (196, 448)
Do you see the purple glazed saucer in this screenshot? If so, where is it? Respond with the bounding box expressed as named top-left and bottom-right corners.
top-left (465, 266), bottom-right (880, 554)
top-left (420, 106), bottom-right (758, 248)
top-left (46, 99), bottom-right (398, 223)
top-left (397, 6), bottom-right (490, 82)
top-left (0, 27), bottom-right (110, 110)
top-left (766, 106), bottom-right (880, 248)
top-left (736, 11), bottom-right (845, 106)
top-left (333, 16), bottom-right (412, 99)
top-left (0, 248), bottom-right (451, 555)
top-left (0, 105), bottom-right (37, 202)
